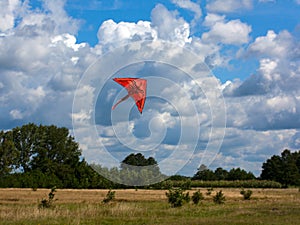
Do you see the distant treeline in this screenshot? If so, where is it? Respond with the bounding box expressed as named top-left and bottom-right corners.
top-left (0, 124), bottom-right (299, 188)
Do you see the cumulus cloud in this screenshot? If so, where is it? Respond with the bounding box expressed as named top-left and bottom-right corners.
top-left (0, 0), bottom-right (20, 32)
top-left (0, 0), bottom-right (94, 129)
top-left (172, 0), bottom-right (202, 18)
top-left (201, 14), bottom-right (252, 45)
top-left (247, 30), bottom-right (293, 58)
top-left (206, 0), bottom-right (252, 13)
top-left (97, 19), bottom-right (157, 51)
top-left (151, 4), bottom-right (191, 45)
top-left (222, 30), bottom-right (300, 132)
top-left (290, 132), bottom-right (300, 149)
top-left (171, 0), bottom-right (202, 27)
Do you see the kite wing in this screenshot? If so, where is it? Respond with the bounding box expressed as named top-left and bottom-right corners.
top-left (112, 78), bottom-right (147, 114)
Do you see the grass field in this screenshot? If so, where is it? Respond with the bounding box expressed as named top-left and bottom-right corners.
top-left (0, 188), bottom-right (299, 225)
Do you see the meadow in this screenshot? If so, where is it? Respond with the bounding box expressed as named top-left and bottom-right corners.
top-left (0, 188), bottom-right (299, 225)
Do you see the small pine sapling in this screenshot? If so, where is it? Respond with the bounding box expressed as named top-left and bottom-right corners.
top-left (213, 190), bottom-right (225, 204)
top-left (192, 190), bottom-right (204, 205)
top-left (39, 186), bottom-right (57, 209)
top-left (240, 189), bottom-right (253, 200)
top-left (102, 189), bottom-right (116, 203)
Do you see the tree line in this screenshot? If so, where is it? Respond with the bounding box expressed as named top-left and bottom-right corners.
top-left (192, 164), bottom-right (256, 181)
top-left (0, 123), bottom-right (299, 188)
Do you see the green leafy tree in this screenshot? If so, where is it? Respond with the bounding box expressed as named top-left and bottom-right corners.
top-left (0, 123), bottom-right (102, 188)
top-left (121, 153), bottom-right (157, 167)
top-left (120, 153), bottom-right (163, 186)
top-left (0, 131), bottom-right (19, 175)
top-left (227, 168), bottom-right (256, 180)
top-left (27, 125), bottom-right (82, 187)
top-left (193, 164), bottom-right (216, 181)
top-left (261, 149), bottom-right (300, 187)
top-left (214, 167), bottom-right (228, 180)
top-left (12, 123), bottom-right (37, 172)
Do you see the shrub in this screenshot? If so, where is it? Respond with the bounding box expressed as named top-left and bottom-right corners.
top-left (102, 189), bottom-right (116, 203)
top-left (192, 190), bottom-right (204, 205)
top-left (240, 189), bottom-right (253, 200)
top-left (166, 188), bottom-right (190, 207)
top-left (39, 186), bottom-right (56, 209)
top-left (180, 180), bottom-right (192, 190)
top-left (183, 192), bottom-right (190, 203)
top-left (206, 187), bottom-right (213, 195)
top-left (213, 190), bottom-right (225, 204)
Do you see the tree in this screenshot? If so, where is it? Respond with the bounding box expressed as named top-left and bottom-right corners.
top-left (0, 123), bottom-right (100, 188)
top-left (260, 149), bottom-right (300, 187)
top-left (227, 168), bottom-right (255, 181)
top-left (12, 123), bottom-right (37, 172)
top-left (29, 125), bottom-right (82, 187)
top-left (121, 153), bottom-right (157, 167)
top-left (214, 167), bottom-right (228, 180)
top-left (0, 131), bottom-right (19, 175)
top-left (192, 164), bottom-right (216, 181)
top-left (120, 153), bottom-right (163, 186)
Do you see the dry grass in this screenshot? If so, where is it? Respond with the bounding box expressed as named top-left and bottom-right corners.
top-left (0, 188), bottom-right (299, 225)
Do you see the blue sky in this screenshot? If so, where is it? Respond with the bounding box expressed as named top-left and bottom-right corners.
top-left (1, 0), bottom-right (300, 181)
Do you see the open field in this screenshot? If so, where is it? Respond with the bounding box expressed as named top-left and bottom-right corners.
top-left (0, 188), bottom-right (299, 225)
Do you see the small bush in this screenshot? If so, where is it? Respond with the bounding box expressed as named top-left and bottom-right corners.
top-left (192, 190), bottom-right (204, 205)
top-left (183, 192), bottom-right (190, 203)
top-left (206, 187), bottom-right (213, 196)
top-left (39, 186), bottom-right (56, 209)
top-left (166, 188), bottom-right (190, 207)
top-left (102, 189), bottom-right (116, 203)
top-left (213, 190), bottom-right (225, 204)
top-left (240, 189), bottom-right (253, 200)
top-left (180, 180), bottom-right (192, 190)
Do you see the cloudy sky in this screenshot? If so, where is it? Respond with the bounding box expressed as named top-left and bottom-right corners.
top-left (1, 0), bottom-right (300, 178)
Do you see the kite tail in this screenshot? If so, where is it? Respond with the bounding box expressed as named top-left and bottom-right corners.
top-left (112, 94), bottom-right (130, 110)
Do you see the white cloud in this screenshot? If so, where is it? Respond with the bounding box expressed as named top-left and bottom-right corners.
top-left (0, 0), bottom-right (93, 129)
top-left (151, 4), bottom-right (191, 45)
top-left (247, 30), bottom-right (292, 58)
top-left (171, 0), bottom-right (202, 27)
top-left (0, 0), bottom-right (21, 32)
top-left (10, 109), bottom-right (23, 120)
top-left (202, 13), bottom-right (225, 27)
top-left (97, 19), bottom-right (157, 51)
top-left (206, 0), bottom-right (252, 13)
top-left (172, 0), bottom-right (202, 19)
top-left (202, 15), bottom-right (252, 45)
top-left (51, 33), bottom-right (86, 51)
